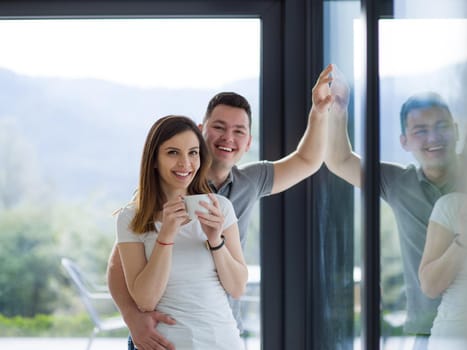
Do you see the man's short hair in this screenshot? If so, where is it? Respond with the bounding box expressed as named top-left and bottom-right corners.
top-left (400, 92), bottom-right (451, 135)
top-left (204, 92), bottom-right (252, 129)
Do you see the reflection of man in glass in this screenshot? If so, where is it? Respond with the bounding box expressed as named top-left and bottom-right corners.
top-left (107, 65), bottom-right (335, 350)
top-left (419, 144), bottom-right (467, 350)
top-left (326, 81), bottom-right (460, 350)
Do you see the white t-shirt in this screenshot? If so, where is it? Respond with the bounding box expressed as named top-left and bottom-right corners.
top-left (428, 192), bottom-right (467, 350)
top-left (116, 194), bottom-right (244, 350)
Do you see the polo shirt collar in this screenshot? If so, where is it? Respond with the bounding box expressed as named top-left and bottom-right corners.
top-left (208, 170), bottom-right (234, 193)
top-left (416, 162), bottom-right (458, 193)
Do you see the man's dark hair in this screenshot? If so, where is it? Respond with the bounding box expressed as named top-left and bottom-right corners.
top-left (400, 92), bottom-right (451, 135)
top-left (203, 92), bottom-right (252, 129)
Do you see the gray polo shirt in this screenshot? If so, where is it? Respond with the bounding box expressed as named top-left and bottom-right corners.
top-left (209, 161), bottom-right (274, 332)
top-left (209, 161), bottom-right (274, 248)
top-left (380, 162), bottom-right (457, 334)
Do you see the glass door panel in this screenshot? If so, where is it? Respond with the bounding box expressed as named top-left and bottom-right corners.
top-left (324, 1), bottom-right (467, 349)
top-left (0, 18), bottom-right (260, 348)
top-left (378, 4), bottom-right (467, 348)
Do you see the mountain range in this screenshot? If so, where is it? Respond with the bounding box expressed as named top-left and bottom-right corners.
top-left (1, 63), bottom-right (465, 206)
top-left (0, 67), bottom-right (259, 204)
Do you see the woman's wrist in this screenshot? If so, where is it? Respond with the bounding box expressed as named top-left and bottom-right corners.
top-left (156, 231), bottom-right (175, 246)
top-left (206, 235), bottom-right (225, 251)
top-left (157, 239), bottom-right (174, 246)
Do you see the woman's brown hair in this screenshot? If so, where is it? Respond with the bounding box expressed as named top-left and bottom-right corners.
top-left (131, 115), bottom-right (212, 233)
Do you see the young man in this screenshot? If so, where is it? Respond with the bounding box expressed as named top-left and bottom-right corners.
top-left (325, 86), bottom-right (460, 350)
top-left (107, 64), bottom-right (336, 350)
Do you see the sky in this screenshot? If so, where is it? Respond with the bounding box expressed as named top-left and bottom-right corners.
top-left (2, 18), bottom-right (466, 89)
top-left (353, 18), bottom-right (467, 79)
top-left (0, 18), bottom-right (261, 89)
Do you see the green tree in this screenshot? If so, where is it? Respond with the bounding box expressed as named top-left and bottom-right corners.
top-left (0, 197), bottom-right (117, 320)
top-left (0, 118), bottom-right (44, 209)
top-left (0, 206), bottom-right (62, 316)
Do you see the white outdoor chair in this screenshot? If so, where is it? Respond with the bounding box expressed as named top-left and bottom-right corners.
top-left (61, 258), bottom-right (127, 350)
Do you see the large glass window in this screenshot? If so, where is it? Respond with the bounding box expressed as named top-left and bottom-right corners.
top-left (0, 18), bottom-right (260, 348)
top-left (324, 1), bottom-right (467, 349)
top-left (377, 8), bottom-right (467, 350)
top-left (323, 2), bottom-right (361, 349)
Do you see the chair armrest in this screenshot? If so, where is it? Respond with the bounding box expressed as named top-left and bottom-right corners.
top-left (85, 291), bottom-right (113, 300)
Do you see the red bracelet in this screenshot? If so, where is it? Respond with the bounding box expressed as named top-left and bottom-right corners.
top-left (157, 239), bottom-right (174, 246)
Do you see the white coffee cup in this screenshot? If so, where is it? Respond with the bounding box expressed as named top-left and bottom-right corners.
top-left (184, 194), bottom-right (211, 220)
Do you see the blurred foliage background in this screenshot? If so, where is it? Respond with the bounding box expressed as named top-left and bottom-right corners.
top-left (0, 194), bottom-right (119, 335)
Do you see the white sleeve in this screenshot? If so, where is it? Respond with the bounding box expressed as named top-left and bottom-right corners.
top-left (116, 206), bottom-right (144, 243)
top-left (429, 193), bottom-right (463, 233)
top-left (216, 194), bottom-right (238, 230)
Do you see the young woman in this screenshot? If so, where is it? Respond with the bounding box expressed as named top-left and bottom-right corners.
top-left (116, 115), bottom-right (247, 349)
top-left (419, 146), bottom-right (467, 350)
